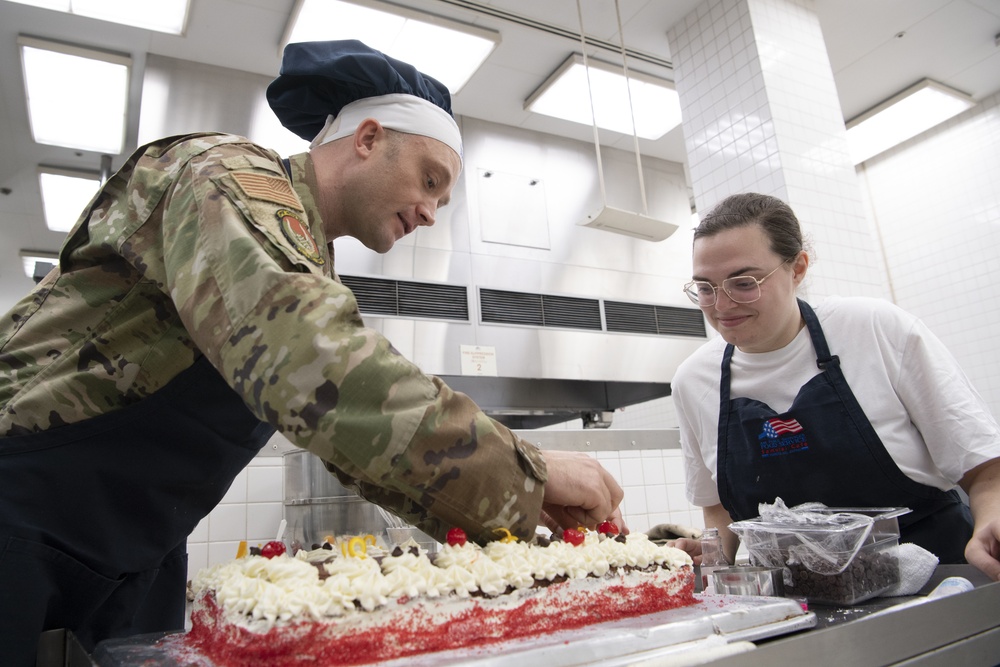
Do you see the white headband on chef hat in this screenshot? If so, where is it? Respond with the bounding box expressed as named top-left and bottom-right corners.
top-left (309, 93), bottom-right (463, 162)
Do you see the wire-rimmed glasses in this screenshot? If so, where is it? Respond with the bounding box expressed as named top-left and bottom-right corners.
top-left (683, 262), bottom-right (787, 307)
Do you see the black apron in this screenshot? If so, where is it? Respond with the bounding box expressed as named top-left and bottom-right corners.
top-left (0, 356), bottom-right (275, 664)
top-left (717, 299), bottom-right (972, 563)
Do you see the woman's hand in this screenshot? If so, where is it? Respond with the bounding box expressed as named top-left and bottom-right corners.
top-left (961, 457), bottom-right (1000, 581)
top-left (670, 537), bottom-right (704, 564)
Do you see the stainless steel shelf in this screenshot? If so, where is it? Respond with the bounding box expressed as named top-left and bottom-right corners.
top-left (513, 428), bottom-right (681, 451)
top-left (257, 425), bottom-right (682, 458)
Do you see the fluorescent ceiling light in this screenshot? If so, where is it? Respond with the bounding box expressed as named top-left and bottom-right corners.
top-left (19, 250), bottom-right (59, 280)
top-left (6, 0), bottom-right (190, 34)
top-left (38, 167), bottom-right (101, 232)
top-left (846, 79), bottom-right (975, 164)
top-left (284, 0), bottom-right (499, 93)
top-left (525, 54), bottom-right (681, 140)
top-left (19, 36), bottom-right (130, 154)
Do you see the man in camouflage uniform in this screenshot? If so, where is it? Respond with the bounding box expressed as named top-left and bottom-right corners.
top-left (0, 40), bottom-right (624, 662)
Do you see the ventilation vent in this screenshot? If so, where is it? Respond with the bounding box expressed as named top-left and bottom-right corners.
top-left (339, 277), bottom-right (703, 337)
top-left (480, 289), bottom-right (602, 330)
top-left (604, 301), bottom-right (706, 338)
top-left (340, 275), bottom-right (469, 320)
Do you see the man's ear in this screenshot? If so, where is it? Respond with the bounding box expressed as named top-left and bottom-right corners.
top-left (353, 118), bottom-right (382, 157)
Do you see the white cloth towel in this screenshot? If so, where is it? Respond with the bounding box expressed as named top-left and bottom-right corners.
top-left (881, 543), bottom-right (939, 596)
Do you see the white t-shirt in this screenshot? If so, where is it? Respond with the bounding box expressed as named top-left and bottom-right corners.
top-left (673, 296), bottom-right (1000, 508)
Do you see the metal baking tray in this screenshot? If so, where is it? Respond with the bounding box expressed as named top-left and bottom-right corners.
top-left (94, 595), bottom-right (814, 666)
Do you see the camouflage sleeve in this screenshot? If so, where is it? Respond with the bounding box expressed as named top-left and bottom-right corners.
top-left (159, 142), bottom-right (547, 544)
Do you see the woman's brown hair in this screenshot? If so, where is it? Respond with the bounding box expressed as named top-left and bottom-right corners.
top-left (694, 193), bottom-right (804, 262)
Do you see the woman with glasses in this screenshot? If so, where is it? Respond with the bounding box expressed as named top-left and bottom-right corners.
top-left (670, 192), bottom-right (1000, 582)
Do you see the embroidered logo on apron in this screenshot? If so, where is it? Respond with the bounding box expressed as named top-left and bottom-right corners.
top-left (757, 417), bottom-right (809, 458)
top-left (276, 209), bottom-right (324, 266)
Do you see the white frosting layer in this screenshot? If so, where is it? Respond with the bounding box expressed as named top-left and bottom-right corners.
top-left (191, 533), bottom-right (692, 632)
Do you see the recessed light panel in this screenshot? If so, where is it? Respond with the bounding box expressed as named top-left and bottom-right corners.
top-left (285, 0), bottom-right (498, 93)
top-left (525, 55), bottom-right (681, 140)
top-left (7, 0), bottom-right (190, 34)
top-left (846, 79), bottom-right (975, 164)
top-left (19, 37), bottom-right (130, 154)
top-left (19, 251), bottom-right (60, 280)
top-left (39, 168), bottom-right (101, 232)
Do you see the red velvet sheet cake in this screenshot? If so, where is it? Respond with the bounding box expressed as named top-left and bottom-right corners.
top-left (185, 528), bottom-right (695, 666)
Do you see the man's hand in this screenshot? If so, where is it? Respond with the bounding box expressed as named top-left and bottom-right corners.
top-left (539, 450), bottom-right (625, 533)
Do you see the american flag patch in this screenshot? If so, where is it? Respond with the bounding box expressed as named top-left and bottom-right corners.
top-left (761, 418), bottom-right (803, 438)
top-left (231, 172), bottom-right (302, 210)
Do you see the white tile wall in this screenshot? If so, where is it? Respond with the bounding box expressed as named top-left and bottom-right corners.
top-left (542, 395), bottom-right (706, 537)
top-left (615, 398), bottom-right (705, 533)
top-left (597, 447), bottom-right (704, 535)
top-left (187, 455), bottom-right (284, 579)
top-left (859, 91), bottom-right (1000, 413)
top-left (667, 0), bottom-right (888, 301)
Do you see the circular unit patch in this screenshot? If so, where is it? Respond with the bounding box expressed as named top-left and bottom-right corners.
top-left (276, 208), bottom-right (324, 266)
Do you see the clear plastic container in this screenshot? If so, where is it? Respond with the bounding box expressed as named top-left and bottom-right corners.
top-left (802, 507), bottom-right (908, 545)
top-left (730, 506), bottom-right (908, 605)
top-left (783, 536), bottom-right (901, 605)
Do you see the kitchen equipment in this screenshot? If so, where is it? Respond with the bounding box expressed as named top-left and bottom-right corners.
top-left (35, 629), bottom-right (95, 667)
top-left (713, 566), bottom-right (786, 597)
top-left (283, 449), bottom-right (437, 551)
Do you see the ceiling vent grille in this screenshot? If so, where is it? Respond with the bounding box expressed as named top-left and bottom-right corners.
top-left (480, 288), bottom-right (602, 330)
top-left (340, 275), bottom-right (469, 320)
top-left (604, 301), bottom-right (706, 337)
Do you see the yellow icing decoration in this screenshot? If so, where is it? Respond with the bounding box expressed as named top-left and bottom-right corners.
top-left (364, 534), bottom-right (377, 546)
top-left (492, 527), bottom-right (518, 544)
top-left (348, 536), bottom-right (368, 558)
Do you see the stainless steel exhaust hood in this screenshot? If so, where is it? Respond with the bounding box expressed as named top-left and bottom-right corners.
top-left (436, 375), bottom-right (671, 429)
top-left (342, 271), bottom-right (704, 428)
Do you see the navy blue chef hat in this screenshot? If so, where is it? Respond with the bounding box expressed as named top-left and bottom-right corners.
top-left (266, 39), bottom-right (462, 160)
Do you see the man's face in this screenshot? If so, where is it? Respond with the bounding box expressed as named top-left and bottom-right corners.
top-left (340, 129), bottom-right (462, 253)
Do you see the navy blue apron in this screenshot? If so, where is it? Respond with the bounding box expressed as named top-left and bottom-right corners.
top-left (717, 299), bottom-right (972, 563)
top-left (0, 356), bottom-right (275, 664)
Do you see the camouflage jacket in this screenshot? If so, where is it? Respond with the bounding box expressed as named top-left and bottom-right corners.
top-left (0, 133), bottom-right (547, 543)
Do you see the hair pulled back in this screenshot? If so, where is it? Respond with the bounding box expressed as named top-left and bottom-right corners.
top-left (694, 193), bottom-right (803, 262)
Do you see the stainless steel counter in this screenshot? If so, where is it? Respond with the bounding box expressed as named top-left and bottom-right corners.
top-left (699, 565), bottom-right (1000, 666)
top-left (87, 566), bottom-right (1000, 666)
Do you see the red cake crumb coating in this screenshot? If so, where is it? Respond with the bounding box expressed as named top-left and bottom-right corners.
top-left (184, 531), bottom-right (695, 666)
top-left (186, 569), bottom-right (695, 666)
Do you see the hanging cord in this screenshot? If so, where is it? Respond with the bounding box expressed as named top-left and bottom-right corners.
top-left (613, 0), bottom-right (649, 215)
top-left (576, 0), bottom-right (608, 208)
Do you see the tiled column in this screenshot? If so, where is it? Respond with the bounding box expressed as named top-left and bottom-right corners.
top-left (667, 0), bottom-right (889, 299)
